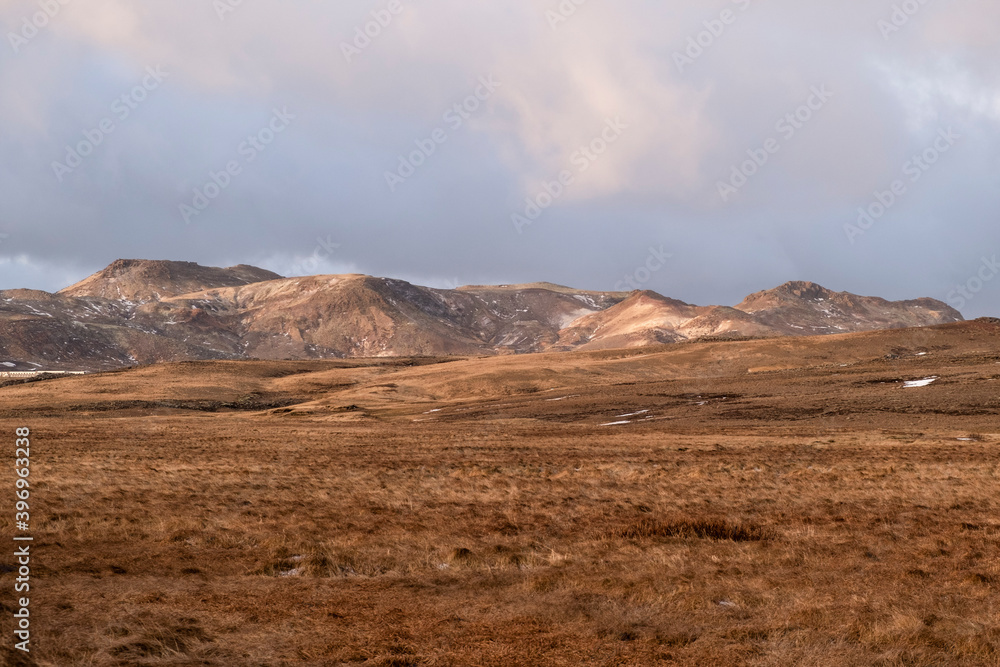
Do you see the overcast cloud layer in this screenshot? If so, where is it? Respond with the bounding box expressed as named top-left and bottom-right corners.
top-left (1, 0), bottom-right (998, 316)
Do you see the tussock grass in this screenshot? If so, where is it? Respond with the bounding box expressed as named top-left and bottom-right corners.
top-left (17, 418), bottom-right (1000, 666)
top-left (613, 517), bottom-right (774, 542)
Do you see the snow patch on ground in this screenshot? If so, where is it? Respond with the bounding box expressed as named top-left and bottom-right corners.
top-left (903, 377), bottom-right (938, 388)
top-left (573, 294), bottom-right (601, 309)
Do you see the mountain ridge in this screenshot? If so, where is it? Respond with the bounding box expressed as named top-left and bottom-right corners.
top-left (0, 260), bottom-right (964, 371)
top-left (58, 258), bottom-right (283, 301)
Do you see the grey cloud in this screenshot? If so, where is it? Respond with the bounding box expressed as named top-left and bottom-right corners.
top-left (0, 0), bottom-right (997, 316)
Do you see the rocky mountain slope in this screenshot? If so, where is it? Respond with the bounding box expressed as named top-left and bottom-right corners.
top-left (736, 281), bottom-right (960, 335)
top-left (0, 260), bottom-right (964, 371)
top-left (58, 259), bottom-right (282, 301)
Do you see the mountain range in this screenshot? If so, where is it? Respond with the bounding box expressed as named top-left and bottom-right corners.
top-left (0, 259), bottom-right (963, 371)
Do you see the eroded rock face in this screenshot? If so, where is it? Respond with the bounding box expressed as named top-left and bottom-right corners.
top-left (0, 261), bottom-right (964, 371)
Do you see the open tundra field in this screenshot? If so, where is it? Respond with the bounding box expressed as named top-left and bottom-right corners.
top-left (2, 319), bottom-right (1000, 666)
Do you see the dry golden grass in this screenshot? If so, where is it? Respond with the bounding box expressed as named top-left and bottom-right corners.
top-left (2, 323), bottom-right (1000, 665)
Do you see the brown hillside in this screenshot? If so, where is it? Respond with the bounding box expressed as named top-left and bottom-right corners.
top-left (58, 259), bottom-right (283, 301)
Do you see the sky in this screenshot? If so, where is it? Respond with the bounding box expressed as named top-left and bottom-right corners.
top-left (1, 0), bottom-right (998, 316)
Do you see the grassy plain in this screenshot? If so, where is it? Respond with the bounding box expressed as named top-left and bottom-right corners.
top-left (2, 320), bottom-right (1000, 665)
